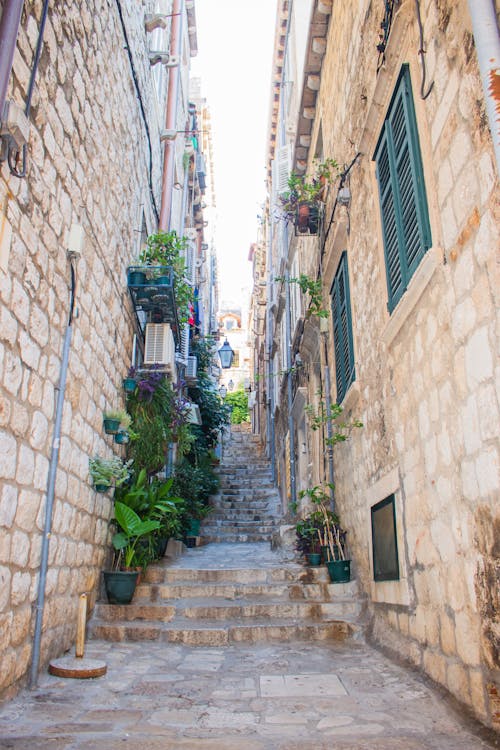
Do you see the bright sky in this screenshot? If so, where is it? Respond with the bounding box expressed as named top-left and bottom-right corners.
top-left (190, 0), bottom-right (277, 307)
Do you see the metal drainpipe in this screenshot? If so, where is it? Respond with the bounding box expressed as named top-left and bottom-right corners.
top-left (159, 0), bottom-right (184, 230)
top-left (267, 219), bottom-right (276, 481)
top-left (322, 333), bottom-right (336, 513)
top-left (280, 0), bottom-right (296, 508)
top-left (0, 0), bottom-right (24, 119)
top-left (466, 0), bottom-right (500, 177)
top-left (285, 258), bottom-right (297, 509)
top-left (30, 254), bottom-right (77, 688)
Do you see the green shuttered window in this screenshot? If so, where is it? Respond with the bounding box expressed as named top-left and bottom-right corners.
top-left (374, 65), bottom-right (432, 312)
top-left (331, 251), bottom-right (355, 403)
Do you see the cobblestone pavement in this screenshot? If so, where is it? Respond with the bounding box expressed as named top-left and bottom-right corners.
top-left (0, 544), bottom-right (498, 749)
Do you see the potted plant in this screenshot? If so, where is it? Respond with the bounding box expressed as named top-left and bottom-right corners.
top-left (295, 512), bottom-right (323, 566)
top-left (303, 485), bottom-right (350, 583)
top-left (103, 501), bottom-right (161, 604)
top-left (122, 367), bottom-right (138, 394)
top-left (89, 456), bottom-right (132, 492)
top-left (103, 408), bottom-right (130, 435)
top-left (277, 158), bottom-right (339, 235)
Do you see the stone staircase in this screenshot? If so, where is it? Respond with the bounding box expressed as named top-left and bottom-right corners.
top-left (88, 544), bottom-right (363, 645)
top-left (88, 426), bottom-right (364, 646)
top-left (200, 425), bottom-right (282, 543)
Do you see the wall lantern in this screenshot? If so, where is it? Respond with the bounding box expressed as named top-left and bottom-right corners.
top-left (227, 379), bottom-right (234, 391)
top-left (219, 384), bottom-right (227, 399)
top-left (218, 339), bottom-right (234, 369)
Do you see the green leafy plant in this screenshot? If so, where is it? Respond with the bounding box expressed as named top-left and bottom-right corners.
top-left (275, 273), bottom-right (328, 319)
top-left (305, 391), bottom-right (363, 445)
top-left (89, 456), bottom-right (132, 489)
top-left (277, 158), bottom-right (339, 219)
top-left (225, 388), bottom-right (250, 424)
top-left (139, 231), bottom-right (194, 326)
top-left (298, 485), bottom-right (346, 561)
top-left (111, 501), bottom-right (160, 569)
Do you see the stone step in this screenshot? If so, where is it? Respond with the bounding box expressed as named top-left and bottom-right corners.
top-left (89, 617), bottom-right (356, 646)
top-left (94, 598), bottom-right (361, 623)
top-left (134, 579), bottom-right (359, 602)
top-left (201, 532), bottom-right (275, 543)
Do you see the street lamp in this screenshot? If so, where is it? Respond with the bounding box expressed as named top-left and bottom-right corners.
top-left (217, 338), bottom-right (234, 369)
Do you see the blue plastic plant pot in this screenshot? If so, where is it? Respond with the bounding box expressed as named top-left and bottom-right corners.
top-left (103, 418), bottom-right (120, 434)
top-left (122, 377), bottom-right (137, 393)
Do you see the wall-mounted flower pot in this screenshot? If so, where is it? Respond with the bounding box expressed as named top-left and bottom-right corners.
top-left (122, 377), bottom-right (137, 393)
top-left (103, 418), bottom-right (120, 434)
top-left (326, 559), bottom-right (351, 583)
top-left (94, 483), bottom-right (110, 493)
top-left (294, 202), bottom-right (320, 235)
top-left (115, 430), bottom-right (129, 445)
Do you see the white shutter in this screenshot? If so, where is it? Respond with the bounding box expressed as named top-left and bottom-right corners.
top-left (276, 143), bottom-right (291, 193)
top-left (180, 322), bottom-right (190, 362)
top-left (186, 355), bottom-right (197, 379)
top-left (185, 240), bottom-right (196, 285)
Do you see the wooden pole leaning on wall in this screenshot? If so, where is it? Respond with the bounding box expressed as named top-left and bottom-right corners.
top-left (49, 594), bottom-right (107, 679)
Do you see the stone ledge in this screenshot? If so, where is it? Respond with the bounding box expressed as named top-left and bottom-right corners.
top-left (381, 246), bottom-right (441, 348)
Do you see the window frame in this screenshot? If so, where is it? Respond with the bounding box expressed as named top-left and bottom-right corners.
top-left (371, 494), bottom-right (400, 582)
top-left (330, 251), bottom-right (355, 404)
top-left (374, 64), bottom-right (432, 313)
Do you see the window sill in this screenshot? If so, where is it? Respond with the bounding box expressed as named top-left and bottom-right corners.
top-left (381, 246), bottom-right (440, 348)
top-left (339, 380), bottom-right (360, 413)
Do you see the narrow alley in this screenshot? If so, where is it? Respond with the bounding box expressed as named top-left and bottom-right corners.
top-left (0, 427), bottom-right (498, 750)
top-left (0, 543), bottom-right (497, 749)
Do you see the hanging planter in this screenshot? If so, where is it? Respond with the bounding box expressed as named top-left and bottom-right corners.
top-left (115, 430), bottom-right (130, 445)
top-left (122, 377), bottom-right (137, 394)
top-left (294, 201), bottom-right (320, 235)
top-left (103, 417), bottom-right (121, 434)
top-left (94, 483), bottom-right (110, 493)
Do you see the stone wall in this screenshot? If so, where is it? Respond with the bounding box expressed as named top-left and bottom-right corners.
top-left (0, 0), bottom-right (168, 696)
top-left (309, 0), bottom-right (499, 729)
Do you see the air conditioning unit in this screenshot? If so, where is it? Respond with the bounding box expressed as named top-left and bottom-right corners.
top-left (186, 355), bottom-right (197, 379)
top-left (144, 324), bottom-right (175, 369)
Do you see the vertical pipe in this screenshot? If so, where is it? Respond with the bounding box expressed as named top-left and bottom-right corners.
top-left (0, 0), bottom-right (24, 119)
top-left (30, 318), bottom-right (73, 687)
top-left (467, 0), bottom-right (500, 177)
top-left (267, 218), bottom-right (276, 480)
top-left (322, 334), bottom-right (335, 512)
top-left (159, 0), bottom-right (183, 230)
top-left (285, 265), bottom-right (297, 508)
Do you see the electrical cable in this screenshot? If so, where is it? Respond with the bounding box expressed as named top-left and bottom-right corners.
top-left (322, 152), bottom-right (361, 250)
top-left (415, 0), bottom-right (434, 100)
top-left (115, 0), bottom-right (160, 223)
top-left (8, 0), bottom-right (50, 177)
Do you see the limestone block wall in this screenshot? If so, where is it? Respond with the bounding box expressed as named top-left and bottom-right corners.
top-left (0, 0), bottom-right (169, 696)
top-left (306, 0), bottom-right (499, 729)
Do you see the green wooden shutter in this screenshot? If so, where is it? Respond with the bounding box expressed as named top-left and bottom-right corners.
top-left (331, 252), bottom-right (355, 403)
top-left (374, 65), bottom-right (432, 312)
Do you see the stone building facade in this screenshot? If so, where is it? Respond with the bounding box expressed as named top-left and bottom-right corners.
top-left (252, 0), bottom-right (499, 730)
top-left (0, 0), bottom-right (208, 696)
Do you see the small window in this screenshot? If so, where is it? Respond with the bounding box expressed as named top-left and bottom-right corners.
top-left (371, 494), bottom-right (400, 581)
top-left (225, 320), bottom-right (234, 330)
top-left (331, 251), bottom-right (355, 403)
top-left (374, 65), bottom-right (432, 312)
top-left (232, 350), bottom-right (240, 368)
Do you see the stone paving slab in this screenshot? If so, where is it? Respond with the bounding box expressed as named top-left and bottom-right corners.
top-left (0, 639), bottom-right (498, 749)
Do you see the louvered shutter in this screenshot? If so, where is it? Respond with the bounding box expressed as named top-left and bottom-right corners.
top-left (374, 65), bottom-right (432, 313)
top-left (331, 252), bottom-right (355, 403)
